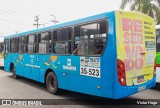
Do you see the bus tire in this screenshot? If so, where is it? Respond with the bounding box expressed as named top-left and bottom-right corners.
top-left (46, 72), bottom-right (58, 94)
top-left (11, 65), bottom-right (18, 79)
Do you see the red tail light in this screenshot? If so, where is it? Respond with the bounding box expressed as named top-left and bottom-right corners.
top-left (117, 59), bottom-right (126, 86)
top-left (154, 59), bottom-right (156, 71)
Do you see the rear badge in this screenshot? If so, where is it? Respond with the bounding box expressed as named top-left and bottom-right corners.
top-left (138, 86), bottom-right (146, 92)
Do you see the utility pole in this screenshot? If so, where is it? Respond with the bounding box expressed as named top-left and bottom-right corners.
top-left (33, 14), bottom-right (59, 29)
top-left (33, 15), bottom-right (40, 29)
top-left (33, 15), bottom-right (49, 29)
top-left (51, 15), bottom-right (59, 24)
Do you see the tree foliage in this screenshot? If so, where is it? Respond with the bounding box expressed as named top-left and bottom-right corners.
top-left (120, 0), bottom-right (160, 24)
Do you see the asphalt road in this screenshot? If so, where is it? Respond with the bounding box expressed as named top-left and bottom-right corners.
top-left (0, 68), bottom-right (160, 108)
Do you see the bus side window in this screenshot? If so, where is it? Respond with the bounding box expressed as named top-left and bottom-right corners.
top-left (38, 32), bottom-right (51, 54)
top-left (26, 35), bottom-right (35, 53)
top-left (52, 30), bottom-right (57, 53)
top-left (73, 26), bottom-right (80, 54)
top-left (18, 36), bottom-right (26, 53)
top-left (98, 21), bottom-right (107, 54)
top-left (53, 28), bottom-right (71, 54)
top-left (4, 39), bottom-right (9, 58)
top-left (73, 21), bottom-right (107, 55)
top-left (94, 21), bottom-right (107, 54)
top-left (10, 38), bottom-right (18, 53)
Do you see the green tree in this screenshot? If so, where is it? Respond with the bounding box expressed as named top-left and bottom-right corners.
top-left (120, 0), bottom-right (160, 24)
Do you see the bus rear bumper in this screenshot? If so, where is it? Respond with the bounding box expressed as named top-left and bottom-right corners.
top-left (112, 75), bottom-right (156, 99)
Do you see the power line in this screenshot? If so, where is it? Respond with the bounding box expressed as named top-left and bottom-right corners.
top-left (0, 18), bottom-right (32, 27)
top-left (0, 9), bottom-right (18, 14)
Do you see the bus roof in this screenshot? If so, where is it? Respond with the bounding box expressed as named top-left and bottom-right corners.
top-left (4, 11), bottom-right (114, 39)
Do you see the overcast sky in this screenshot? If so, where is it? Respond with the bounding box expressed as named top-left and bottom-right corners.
top-left (0, 0), bottom-right (122, 41)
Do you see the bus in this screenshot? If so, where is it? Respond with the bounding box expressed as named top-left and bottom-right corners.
top-left (0, 41), bottom-right (4, 67)
top-left (4, 10), bottom-right (156, 99)
top-left (156, 26), bottom-right (160, 83)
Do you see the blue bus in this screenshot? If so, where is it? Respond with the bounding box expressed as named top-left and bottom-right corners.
top-left (4, 10), bottom-right (156, 99)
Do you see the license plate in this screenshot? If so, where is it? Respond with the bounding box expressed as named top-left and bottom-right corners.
top-left (137, 76), bottom-right (144, 83)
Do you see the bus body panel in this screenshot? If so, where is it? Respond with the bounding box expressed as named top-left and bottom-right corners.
top-left (4, 53), bottom-right (11, 72)
top-left (14, 54), bottom-right (24, 77)
top-left (16, 54), bottom-right (24, 77)
top-left (101, 12), bottom-right (117, 98)
top-left (115, 11), bottom-right (156, 86)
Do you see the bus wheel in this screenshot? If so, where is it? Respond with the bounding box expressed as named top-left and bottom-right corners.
top-left (11, 65), bottom-right (18, 79)
top-left (46, 72), bottom-right (58, 94)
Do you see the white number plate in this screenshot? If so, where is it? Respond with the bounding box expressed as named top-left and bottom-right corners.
top-left (80, 66), bottom-right (100, 78)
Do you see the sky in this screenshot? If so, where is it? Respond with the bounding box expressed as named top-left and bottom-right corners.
top-left (0, 0), bottom-right (122, 41)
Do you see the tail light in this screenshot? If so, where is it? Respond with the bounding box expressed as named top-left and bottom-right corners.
top-left (117, 59), bottom-right (126, 86)
top-left (154, 59), bottom-right (156, 72)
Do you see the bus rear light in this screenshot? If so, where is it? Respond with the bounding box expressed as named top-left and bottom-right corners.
top-left (118, 71), bottom-right (124, 76)
top-left (117, 59), bottom-right (126, 86)
top-left (154, 59), bottom-right (156, 71)
top-left (118, 63), bottom-right (124, 70)
top-left (120, 77), bottom-right (125, 83)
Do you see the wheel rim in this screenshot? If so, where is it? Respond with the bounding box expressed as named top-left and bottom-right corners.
top-left (50, 77), bottom-right (55, 88)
